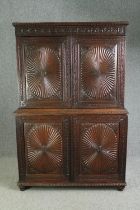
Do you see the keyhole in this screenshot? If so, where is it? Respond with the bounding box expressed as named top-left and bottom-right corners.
top-left (42, 145), bottom-right (48, 153)
top-left (91, 68), bottom-right (100, 77)
top-left (97, 145), bottom-right (102, 153)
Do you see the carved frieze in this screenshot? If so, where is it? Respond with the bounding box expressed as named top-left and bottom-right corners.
top-left (13, 22), bottom-right (128, 36)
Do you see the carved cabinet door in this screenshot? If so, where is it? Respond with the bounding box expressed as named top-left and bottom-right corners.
top-left (72, 37), bottom-right (125, 108)
top-left (16, 115), bottom-right (70, 184)
top-left (17, 37), bottom-right (70, 108)
top-left (72, 115), bottom-right (127, 183)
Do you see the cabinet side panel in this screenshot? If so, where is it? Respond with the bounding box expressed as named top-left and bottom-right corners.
top-left (16, 117), bottom-right (26, 182)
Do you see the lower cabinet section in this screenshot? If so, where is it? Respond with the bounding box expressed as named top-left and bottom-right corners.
top-left (15, 112), bottom-right (128, 190)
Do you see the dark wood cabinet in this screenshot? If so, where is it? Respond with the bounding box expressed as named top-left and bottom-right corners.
top-left (13, 22), bottom-right (128, 190)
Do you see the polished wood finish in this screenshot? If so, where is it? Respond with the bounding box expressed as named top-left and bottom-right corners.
top-left (15, 108), bottom-right (128, 116)
top-left (13, 22), bottom-right (128, 190)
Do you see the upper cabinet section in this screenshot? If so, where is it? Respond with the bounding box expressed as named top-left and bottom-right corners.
top-left (13, 22), bottom-right (128, 108)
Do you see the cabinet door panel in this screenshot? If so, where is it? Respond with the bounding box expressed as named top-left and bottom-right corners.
top-left (17, 37), bottom-right (70, 108)
top-left (16, 116), bottom-right (70, 183)
top-left (72, 115), bottom-right (127, 183)
top-left (72, 37), bottom-right (125, 108)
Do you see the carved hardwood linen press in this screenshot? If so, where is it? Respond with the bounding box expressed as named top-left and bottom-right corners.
top-left (13, 22), bottom-right (128, 190)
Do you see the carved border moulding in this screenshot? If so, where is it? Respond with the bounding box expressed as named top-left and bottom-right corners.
top-left (18, 181), bottom-right (126, 187)
top-left (13, 22), bottom-right (128, 36)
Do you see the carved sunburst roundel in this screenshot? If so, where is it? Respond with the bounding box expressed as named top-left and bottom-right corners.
top-left (26, 124), bottom-right (63, 173)
top-left (81, 45), bottom-right (117, 99)
top-left (25, 47), bottom-right (61, 99)
top-left (81, 123), bottom-right (118, 173)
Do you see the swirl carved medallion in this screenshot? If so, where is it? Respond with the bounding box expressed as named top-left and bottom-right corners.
top-left (25, 46), bottom-right (61, 99)
top-left (81, 45), bottom-right (117, 99)
top-left (26, 124), bottom-right (63, 173)
top-left (81, 123), bottom-right (118, 173)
